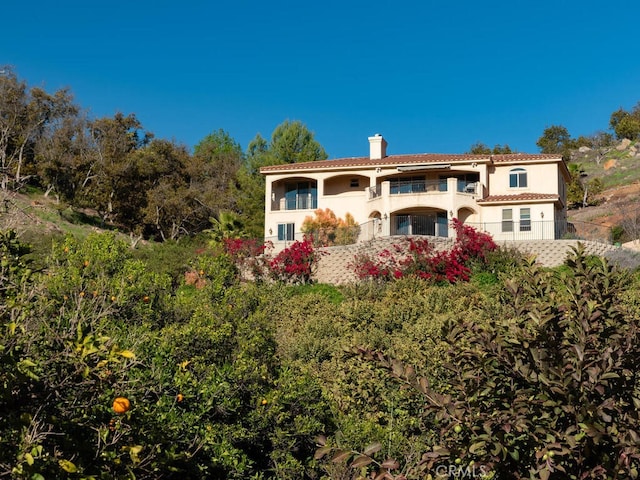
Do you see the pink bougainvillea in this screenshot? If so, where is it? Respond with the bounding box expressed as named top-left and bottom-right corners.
top-left (268, 236), bottom-right (324, 284)
top-left (351, 220), bottom-right (497, 283)
top-left (222, 238), bottom-right (273, 282)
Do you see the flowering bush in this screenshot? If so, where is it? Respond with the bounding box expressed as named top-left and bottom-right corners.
top-left (449, 218), bottom-right (496, 264)
top-left (302, 208), bottom-right (360, 246)
top-left (222, 237), bottom-right (273, 282)
top-left (351, 220), bottom-right (497, 283)
top-left (269, 237), bottom-right (322, 284)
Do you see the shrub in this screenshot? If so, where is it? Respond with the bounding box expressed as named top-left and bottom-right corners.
top-left (269, 237), bottom-right (322, 284)
top-left (302, 208), bottom-right (360, 246)
top-left (222, 237), bottom-right (272, 282)
top-left (351, 220), bottom-right (497, 283)
top-left (363, 245), bottom-right (640, 479)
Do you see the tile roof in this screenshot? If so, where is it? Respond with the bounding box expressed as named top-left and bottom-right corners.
top-left (477, 193), bottom-right (560, 204)
top-left (260, 153), bottom-right (562, 173)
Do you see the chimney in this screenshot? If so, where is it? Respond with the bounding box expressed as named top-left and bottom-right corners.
top-left (368, 134), bottom-right (387, 160)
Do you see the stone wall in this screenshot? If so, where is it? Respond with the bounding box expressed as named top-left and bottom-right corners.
top-left (313, 237), bottom-right (621, 285)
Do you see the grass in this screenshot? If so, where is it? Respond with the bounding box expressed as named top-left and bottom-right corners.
top-left (288, 283), bottom-right (345, 304)
top-left (575, 141), bottom-right (640, 189)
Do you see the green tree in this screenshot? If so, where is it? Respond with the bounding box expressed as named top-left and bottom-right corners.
top-left (567, 163), bottom-right (603, 208)
top-left (613, 115), bottom-right (640, 141)
top-left (536, 124), bottom-right (574, 156)
top-left (609, 103), bottom-right (640, 140)
top-left (468, 142), bottom-right (513, 154)
top-left (76, 113), bottom-right (153, 224)
top-left (35, 113), bottom-right (92, 201)
top-left (467, 142), bottom-right (491, 154)
top-left (0, 66), bottom-right (77, 190)
top-left (207, 210), bottom-right (246, 243)
top-left (124, 139), bottom-right (190, 237)
top-left (269, 120), bottom-right (327, 164)
top-left (187, 129), bottom-right (243, 225)
top-left (236, 122), bottom-right (328, 239)
top-left (235, 134), bottom-right (271, 238)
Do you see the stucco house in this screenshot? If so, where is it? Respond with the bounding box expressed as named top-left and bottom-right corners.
top-left (260, 134), bottom-right (570, 251)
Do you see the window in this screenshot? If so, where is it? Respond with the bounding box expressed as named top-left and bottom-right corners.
top-left (350, 178), bottom-right (360, 188)
top-left (520, 208), bottom-right (531, 232)
top-left (390, 176), bottom-right (426, 194)
top-left (509, 168), bottom-right (527, 188)
top-left (502, 209), bottom-right (513, 232)
top-left (454, 173), bottom-right (480, 192)
top-left (284, 181), bottom-right (317, 210)
top-left (277, 223), bottom-right (295, 241)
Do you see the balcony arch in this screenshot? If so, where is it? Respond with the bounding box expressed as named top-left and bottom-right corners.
top-left (390, 207), bottom-right (449, 237)
top-left (270, 176), bottom-right (318, 211)
top-left (323, 174), bottom-right (370, 196)
top-left (454, 207), bottom-right (479, 224)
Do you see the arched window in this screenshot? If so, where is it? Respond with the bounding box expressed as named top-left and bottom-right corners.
top-left (509, 168), bottom-right (527, 188)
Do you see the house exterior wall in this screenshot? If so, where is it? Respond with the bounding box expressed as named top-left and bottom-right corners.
top-left (489, 163), bottom-right (561, 196)
top-left (262, 137), bottom-right (567, 251)
top-left (475, 203), bottom-right (558, 241)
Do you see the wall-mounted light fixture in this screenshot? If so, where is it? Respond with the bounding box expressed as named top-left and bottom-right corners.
top-left (383, 213), bottom-right (388, 220)
top-left (449, 210), bottom-right (454, 218)
top-left (540, 211), bottom-right (544, 219)
top-left (471, 162), bottom-right (478, 168)
top-left (376, 167), bottom-right (382, 173)
top-left (269, 228), bottom-right (273, 235)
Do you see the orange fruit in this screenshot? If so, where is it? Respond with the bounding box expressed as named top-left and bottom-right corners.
top-left (176, 393), bottom-right (184, 402)
top-left (261, 399), bottom-right (268, 405)
top-left (143, 296), bottom-right (150, 303)
top-left (112, 397), bottom-right (131, 414)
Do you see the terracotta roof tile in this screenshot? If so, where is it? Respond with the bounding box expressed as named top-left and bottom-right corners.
top-left (260, 152), bottom-right (562, 173)
top-left (490, 154), bottom-right (561, 162)
top-left (477, 193), bottom-right (560, 204)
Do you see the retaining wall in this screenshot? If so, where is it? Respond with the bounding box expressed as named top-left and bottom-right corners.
top-left (313, 237), bottom-right (620, 285)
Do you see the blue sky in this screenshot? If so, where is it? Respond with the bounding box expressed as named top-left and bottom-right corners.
top-left (3, 1), bottom-right (640, 159)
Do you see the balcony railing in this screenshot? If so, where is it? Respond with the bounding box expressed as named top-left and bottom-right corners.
top-left (392, 214), bottom-right (449, 237)
top-left (368, 180), bottom-right (479, 199)
top-left (461, 220), bottom-right (557, 241)
top-left (275, 194), bottom-right (318, 211)
top-left (390, 179), bottom-right (445, 194)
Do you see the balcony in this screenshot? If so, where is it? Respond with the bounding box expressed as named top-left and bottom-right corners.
top-left (367, 178), bottom-right (482, 213)
top-left (273, 193), bottom-right (318, 211)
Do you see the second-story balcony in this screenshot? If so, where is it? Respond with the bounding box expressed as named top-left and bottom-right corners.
top-left (270, 179), bottom-right (318, 211)
top-left (368, 178), bottom-right (481, 200)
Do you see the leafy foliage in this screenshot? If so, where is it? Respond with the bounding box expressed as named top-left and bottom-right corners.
top-left (610, 103), bottom-right (640, 140)
top-left (269, 237), bottom-right (323, 284)
top-left (302, 208), bottom-right (360, 246)
top-left (351, 220), bottom-right (497, 283)
top-left (338, 245), bottom-right (640, 479)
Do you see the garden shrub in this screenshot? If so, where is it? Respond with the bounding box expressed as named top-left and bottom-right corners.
top-left (269, 236), bottom-right (322, 284)
top-left (340, 245), bottom-right (640, 479)
top-left (302, 208), bottom-right (360, 246)
top-left (351, 220), bottom-right (497, 283)
top-left (222, 237), bottom-right (271, 282)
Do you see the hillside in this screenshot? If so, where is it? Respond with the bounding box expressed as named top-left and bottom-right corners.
top-left (567, 139), bottom-right (640, 248)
